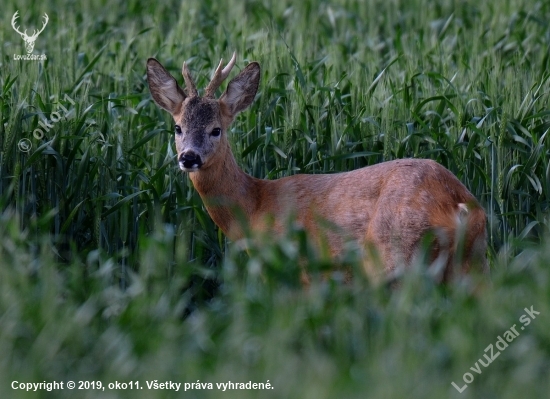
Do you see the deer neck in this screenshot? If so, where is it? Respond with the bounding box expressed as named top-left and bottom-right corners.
top-left (188, 148), bottom-right (261, 240)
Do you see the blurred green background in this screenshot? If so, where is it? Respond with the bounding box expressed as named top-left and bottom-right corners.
top-left (0, 0), bottom-right (549, 397)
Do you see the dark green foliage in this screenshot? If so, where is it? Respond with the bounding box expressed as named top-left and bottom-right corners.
top-left (0, 0), bottom-right (549, 397)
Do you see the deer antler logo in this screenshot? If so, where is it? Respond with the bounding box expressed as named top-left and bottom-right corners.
top-left (11, 11), bottom-right (49, 54)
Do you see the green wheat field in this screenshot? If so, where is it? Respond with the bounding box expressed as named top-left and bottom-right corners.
top-left (1, 0), bottom-right (550, 397)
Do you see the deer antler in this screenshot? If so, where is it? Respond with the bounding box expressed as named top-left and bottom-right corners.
top-left (30, 13), bottom-right (49, 39)
top-left (11, 11), bottom-right (26, 37)
top-left (182, 62), bottom-right (198, 97)
top-left (11, 11), bottom-right (48, 39)
top-left (204, 52), bottom-right (237, 98)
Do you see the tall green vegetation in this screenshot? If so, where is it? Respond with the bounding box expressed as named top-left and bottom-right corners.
top-left (0, 0), bottom-right (549, 397)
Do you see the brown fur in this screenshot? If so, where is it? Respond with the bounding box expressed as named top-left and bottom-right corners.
top-left (146, 55), bottom-right (488, 281)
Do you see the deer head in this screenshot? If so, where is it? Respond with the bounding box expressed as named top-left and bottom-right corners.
top-left (11, 11), bottom-right (49, 54)
top-left (146, 53), bottom-right (260, 172)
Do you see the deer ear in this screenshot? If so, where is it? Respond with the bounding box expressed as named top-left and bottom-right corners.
top-left (146, 58), bottom-right (186, 115)
top-left (220, 62), bottom-right (260, 116)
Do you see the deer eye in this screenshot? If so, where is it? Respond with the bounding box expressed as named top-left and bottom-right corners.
top-left (211, 128), bottom-right (221, 137)
top-left (175, 125), bottom-right (182, 135)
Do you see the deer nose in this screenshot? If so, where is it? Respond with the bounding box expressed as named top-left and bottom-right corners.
top-left (179, 150), bottom-right (203, 170)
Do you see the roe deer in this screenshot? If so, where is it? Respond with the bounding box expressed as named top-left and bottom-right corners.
top-left (146, 53), bottom-right (487, 281)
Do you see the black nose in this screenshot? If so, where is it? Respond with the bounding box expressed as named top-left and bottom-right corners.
top-left (179, 150), bottom-right (203, 169)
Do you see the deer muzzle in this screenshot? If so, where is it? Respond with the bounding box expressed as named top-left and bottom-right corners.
top-left (179, 150), bottom-right (203, 171)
